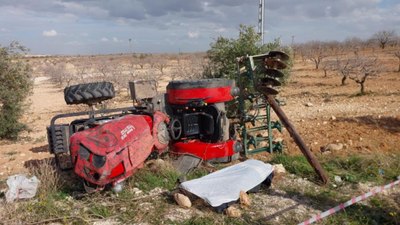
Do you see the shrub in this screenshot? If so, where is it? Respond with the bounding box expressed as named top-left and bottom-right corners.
top-left (204, 24), bottom-right (292, 83)
top-left (0, 42), bottom-right (33, 140)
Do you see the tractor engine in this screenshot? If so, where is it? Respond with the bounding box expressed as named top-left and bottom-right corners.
top-left (165, 79), bottom-right (242, 162)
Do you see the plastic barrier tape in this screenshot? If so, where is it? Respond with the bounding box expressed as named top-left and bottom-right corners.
top-left (298, 176), bottom-right (400, 225)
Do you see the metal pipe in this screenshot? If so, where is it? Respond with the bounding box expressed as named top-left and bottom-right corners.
top-left (264, 94), bottom-right (329, 184)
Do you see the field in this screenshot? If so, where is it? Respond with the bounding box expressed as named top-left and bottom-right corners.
top-left (0, 47), bottom-right (399, 224)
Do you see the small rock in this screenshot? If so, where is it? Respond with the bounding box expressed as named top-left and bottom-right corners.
top-left (331, 115), bottom-right (336, 120)
top-left (239, 191), bottom-right (251, 207)
top-left (334, 176), bottom-right (342, 183)
top-left (225, 206), bottom-right (241, 217)
top-left (132, 187), bottom-right (143, 195)
top-left (274, 137), bottom-right (283, 143)
top-left (359, 137), bottom-right (363, 141)
top-left (273, 164), bottom-right (286, 174)
top-left (19, 153), bottom-right (26, 157)
top-left (321, 143), bottom-right (343, 152)
top-left (174, 193), bottom-right (192, 208)
top-left (322, 121), bottom-right (328, 125)
top-left (146, 159), bottom-right (174, 173)
top-left (305, 102), bottom-right (313, 107)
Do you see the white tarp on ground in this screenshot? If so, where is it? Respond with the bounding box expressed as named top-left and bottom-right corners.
top-left (180, 159), bottom-right (273, 207)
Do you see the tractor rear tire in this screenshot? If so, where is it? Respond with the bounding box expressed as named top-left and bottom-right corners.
top-left (64, 82), bottom-right (115, 105)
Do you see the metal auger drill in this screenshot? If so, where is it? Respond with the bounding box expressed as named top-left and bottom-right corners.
top-left (235, 51), bottom-right (329, 184)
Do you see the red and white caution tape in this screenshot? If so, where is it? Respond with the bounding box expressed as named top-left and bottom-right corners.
top-left (298, 176), bottom-right (400, 225)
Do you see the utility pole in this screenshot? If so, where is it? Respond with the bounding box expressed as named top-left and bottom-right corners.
top-left (128, 38), bottom-right (133, 54)
top-left (258, 0), bottom-right (265, 45)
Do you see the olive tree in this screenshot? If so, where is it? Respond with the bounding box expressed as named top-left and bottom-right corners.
top-left (205, 24), bottom-right (292, 82)
top-left (0, 42), bottom-right (33, 140)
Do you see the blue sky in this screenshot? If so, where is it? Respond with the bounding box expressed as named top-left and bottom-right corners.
top-left (0, 0), bottom-right (399, 55)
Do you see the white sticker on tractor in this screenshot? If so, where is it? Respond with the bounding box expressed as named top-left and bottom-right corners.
top-left (121, 125), bottom-right (135, 140)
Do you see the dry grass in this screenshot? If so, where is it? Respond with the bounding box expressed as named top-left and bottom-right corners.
top-left (29, 158), bottom-right (62, 199)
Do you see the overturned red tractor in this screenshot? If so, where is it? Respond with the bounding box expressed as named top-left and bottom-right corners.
top-left (47, 79), bottom-right (239, 191)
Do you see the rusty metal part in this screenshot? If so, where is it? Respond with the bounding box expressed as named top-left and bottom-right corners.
top-left (256, 67), bottom-right (285, 78)
top-left (259, 87), bottom-right (329, 184)
top-left (265, 58), bottom-right (287, 69)
top-left (264, 68), bottom-right (285, 78)
top-left (268, 51), bottom-right (290, 61)
top-left (257, 86), bottom-right (279, 95)
top-left (260, 77), bottom-right (282, 87)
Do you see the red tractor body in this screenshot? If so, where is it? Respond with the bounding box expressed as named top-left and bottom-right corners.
top-left (48, 79), bottom-right (240, 191)
top-left (166, 79), bottom-right (241, 162)
top-left (70, 114), bottom-right (155, 187)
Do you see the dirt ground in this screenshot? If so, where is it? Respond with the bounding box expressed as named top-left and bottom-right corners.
top-left (0, 51), bottom-right (399, 224)
top-left (3, 52), bottom-right (399, 179)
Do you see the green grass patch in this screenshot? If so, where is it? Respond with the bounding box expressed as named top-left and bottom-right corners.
top-left (177, 216), bottom-right (216, 225)
top-left (133, 168), bottom-right (180, 192)
top-left (271, 153), bottom-right (400, 184)
top-left (270, 154), bottom-right (318, 181)
top-left (324, 197), bottom-right (400, 225)
top-left (186, 167), bottom-right (210, 180)
top-left (89, 204), bottom-right (111, 218)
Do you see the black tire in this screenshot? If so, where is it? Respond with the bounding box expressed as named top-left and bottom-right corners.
top-left (64, 82), bottom-right (115, 105)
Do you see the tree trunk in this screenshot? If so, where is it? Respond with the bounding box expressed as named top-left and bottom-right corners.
top-left (360, 82), bottom-right (365, 95)
top-left (314, 59), bottom-right (319, 70)
top-left (341, 76), bottom-right (347, 85)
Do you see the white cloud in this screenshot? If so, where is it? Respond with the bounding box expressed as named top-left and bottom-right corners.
top-left (112, 37), bottom-right (122, 42)
top-left (100, 37), bottom-right (109, 42)
top-left (188, 31), bottom-right (199, 38)
top-left (42, 29), bottom-right (58, 37)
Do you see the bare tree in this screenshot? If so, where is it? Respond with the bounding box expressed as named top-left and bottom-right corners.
top-left (154, 57), bottom-right (168, 75)
top-left (372, 30), bottom-right (397, 49)
top-left (304, 41), bottom-right (328, 70)
top-left (44, 62), bottom-right (74, 86)
top-left (335, 57), bottom-right (355, 86)
top-left (320, 60), bottom-right (335, 77)
top-left (348, 56), bottom-right (380, 94)
top-left (137, 54), bottom-right (147, 69)
top-left (335, 55), bottom-right (381, 94)
top-left (343, 37), bottom-right (364, 54)
top-left (72, 61), bottom-right (89, 82)
top-left (95, 59), bottom-right (113, 79)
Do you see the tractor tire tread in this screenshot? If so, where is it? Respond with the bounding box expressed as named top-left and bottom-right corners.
top-left (64, 82), bottom-right (115, 105)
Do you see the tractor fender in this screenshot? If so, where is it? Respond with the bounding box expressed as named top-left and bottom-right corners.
top-left (152, 111), bottom-right (170, 152)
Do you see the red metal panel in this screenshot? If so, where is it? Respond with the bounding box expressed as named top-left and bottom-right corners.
top-left (167, 86), bottom-right (233, 104)
top-left (70, 114), bottom-right (154, 186)
top-left (172, 140), bottom-right (236, 160)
